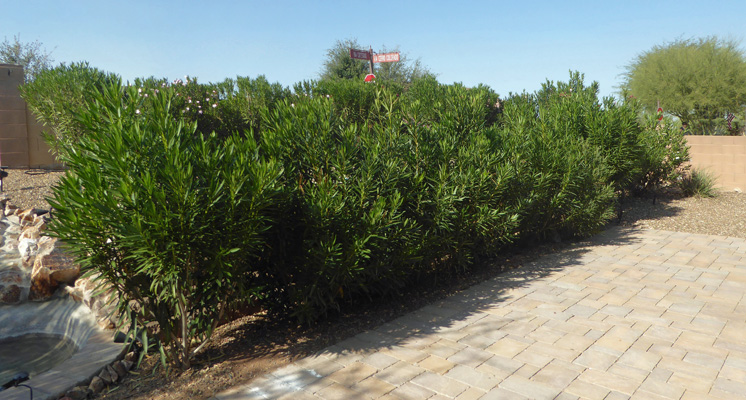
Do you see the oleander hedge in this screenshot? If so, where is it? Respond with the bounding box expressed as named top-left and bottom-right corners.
top-left (24, 68), bottom-right (688, 367)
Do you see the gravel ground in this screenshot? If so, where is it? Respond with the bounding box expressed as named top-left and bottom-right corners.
top-left (1, 168), bottom-right (65, 210)
top-left (618, 190), bottom-right (746, 238)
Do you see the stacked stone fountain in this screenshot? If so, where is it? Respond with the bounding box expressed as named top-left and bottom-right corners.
top-left (0, 201), bottom-right (112, 326)
top-left (0, 205), bottom-right (69, 302)
top-left (0, 200), bottom-right (127, 400)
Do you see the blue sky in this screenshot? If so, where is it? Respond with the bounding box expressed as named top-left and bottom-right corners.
top-left (3, 1), bottom-right (745, 99)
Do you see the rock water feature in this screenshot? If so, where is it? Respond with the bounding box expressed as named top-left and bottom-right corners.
top-left (0, 207), bottom-right (78, 305)
top-left (0, 203), bottom-right (123, 400)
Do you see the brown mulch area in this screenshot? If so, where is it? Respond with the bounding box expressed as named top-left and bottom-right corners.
top-left (5, 169), bottom-right (744, 399)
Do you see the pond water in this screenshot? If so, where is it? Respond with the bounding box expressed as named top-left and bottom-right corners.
top-left (0, 333), bottom-right (77, 385)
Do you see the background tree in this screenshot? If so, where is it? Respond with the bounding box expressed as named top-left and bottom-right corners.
top-left (320, 38), bottom-right (369, 80)
top-left (320, 38), bottom-right (430, 83)
top-left (622, 36), bottom-right (746, 134)
top-left (0, 34), bottom-right (54, 82)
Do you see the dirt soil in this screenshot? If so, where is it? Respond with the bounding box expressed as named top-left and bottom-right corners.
top-left (4, 169), bottom-right (744, 400)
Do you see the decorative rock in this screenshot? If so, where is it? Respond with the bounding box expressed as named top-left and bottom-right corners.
top-left (64, 386), bottom-right (90, 400)
top-left (73, 276), bottom-right (96, 307)
top-left (124, 351), bottom-right (138, 363)
top-left (65, 284), bottom-right (85, 302)
top-left (18, 224), bottom-right (41, 241)
top-left (15, 208), bottom-right (38, 226)
top-left (112, 360), bottom-right (128, 378)
top-left (28, 272), bottom-right (54, 301)
top-left (106, 364), bottom-right (119, 383)
top-left (98, 367), bottom-right (113, 385)
top-left (73, 275), bottom-right (117, 328)
top-left (18, 237), bottom-right (38, 259)
top-left (88, 376), bottom-right (105, 393)
top-left (4, 203), bottom-right (17, 216)
top-left (40, 237), bottom-right (79, 283)
top-left (0, 284), bottom-right (21, 304)
top-left (122, 359), bottom-right (134, 371)
top-left (0, 200), bottom-right (118, 328)
top-left (32, 215), bottom-right (47, 230)
top-left (28, 236), bottom-right (79, 301)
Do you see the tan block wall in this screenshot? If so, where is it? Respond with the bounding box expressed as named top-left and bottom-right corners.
top-left (0, 64), bottom-right (30, 167)
top-left (26, 108), bottom-right (58, 167)
top-left (0, 63), bottom-right (60, 169)
top-left (685, 135), bottom-right (746, 191)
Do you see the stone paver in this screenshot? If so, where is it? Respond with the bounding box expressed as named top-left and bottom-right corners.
top-left (213, 228), bottom-right (746, 399)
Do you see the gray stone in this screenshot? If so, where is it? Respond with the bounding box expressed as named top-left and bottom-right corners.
top-left (112, 360), bottom-right (128, 377)
top-left (98, 367), bottom-right (113, 385)
top-left (106, 364), bottom-right (119, 383)
top-left (88, 376), bottom-right (105, 393)
top-left (124, 351), bottom-right (138, 363)
top-left (64, 386), bottom-right (90, 400)
top-left (122, 359), bottom-right (134, 371)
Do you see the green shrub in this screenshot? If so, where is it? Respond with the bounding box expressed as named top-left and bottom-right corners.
top-left (635, 111), bottom-right (690, 192)
top-left (132, 75), bottom-right (291, 140)
top-left (259, 87), bottom-right (520, 322)
top-left (677, 168), bottom-right (718, 197)
top-left (534, 72), bottom-right (643, 192)
top-left (36, 64), bottom-right (694, 331)
top-left (292, 78), bottom-right (404, 126)
top-left (401, 77), bottom-right (502, 131)
top-left (499, 88), bottom-right (616, 241)
top-left (259, 95), bottom-right (422, 322)
top-left (20, 61), bottom-right (119, 152)
top-left (138, 76), bottom-right (239, 139)
top-left (220, 75), bottom-right (291, 137)
top-left (47, 80), bottom-right (284, 369)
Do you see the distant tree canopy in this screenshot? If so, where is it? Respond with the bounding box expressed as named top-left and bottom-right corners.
top-left (622, 36), bottom-right (746, 134)
top-left (320, 38), bottom-right (430, 83)
top-left (0, 35), bottom-right (54, 82)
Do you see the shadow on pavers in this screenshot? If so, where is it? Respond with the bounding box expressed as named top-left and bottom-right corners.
top-left (227, 226), bottom-right (646, 398)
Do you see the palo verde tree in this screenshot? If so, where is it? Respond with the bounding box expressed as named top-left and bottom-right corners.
top-left (320, 38), bottom-right (430, 83)
top-left (0, 35), bottom-right (54, 82)
top-left (622, 36), bottom-right (746, 134)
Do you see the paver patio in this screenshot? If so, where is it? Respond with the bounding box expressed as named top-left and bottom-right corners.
top-left (214, 227), bottom-right (746, 399)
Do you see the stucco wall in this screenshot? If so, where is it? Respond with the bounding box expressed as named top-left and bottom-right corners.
top-left (685, 135), bottom-right (746, 191)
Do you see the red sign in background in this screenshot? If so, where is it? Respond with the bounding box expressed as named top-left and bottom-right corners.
top-left (373, 52), bottom-right (400, 63)
top-left (349, 48), bottom-right (371, 60)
